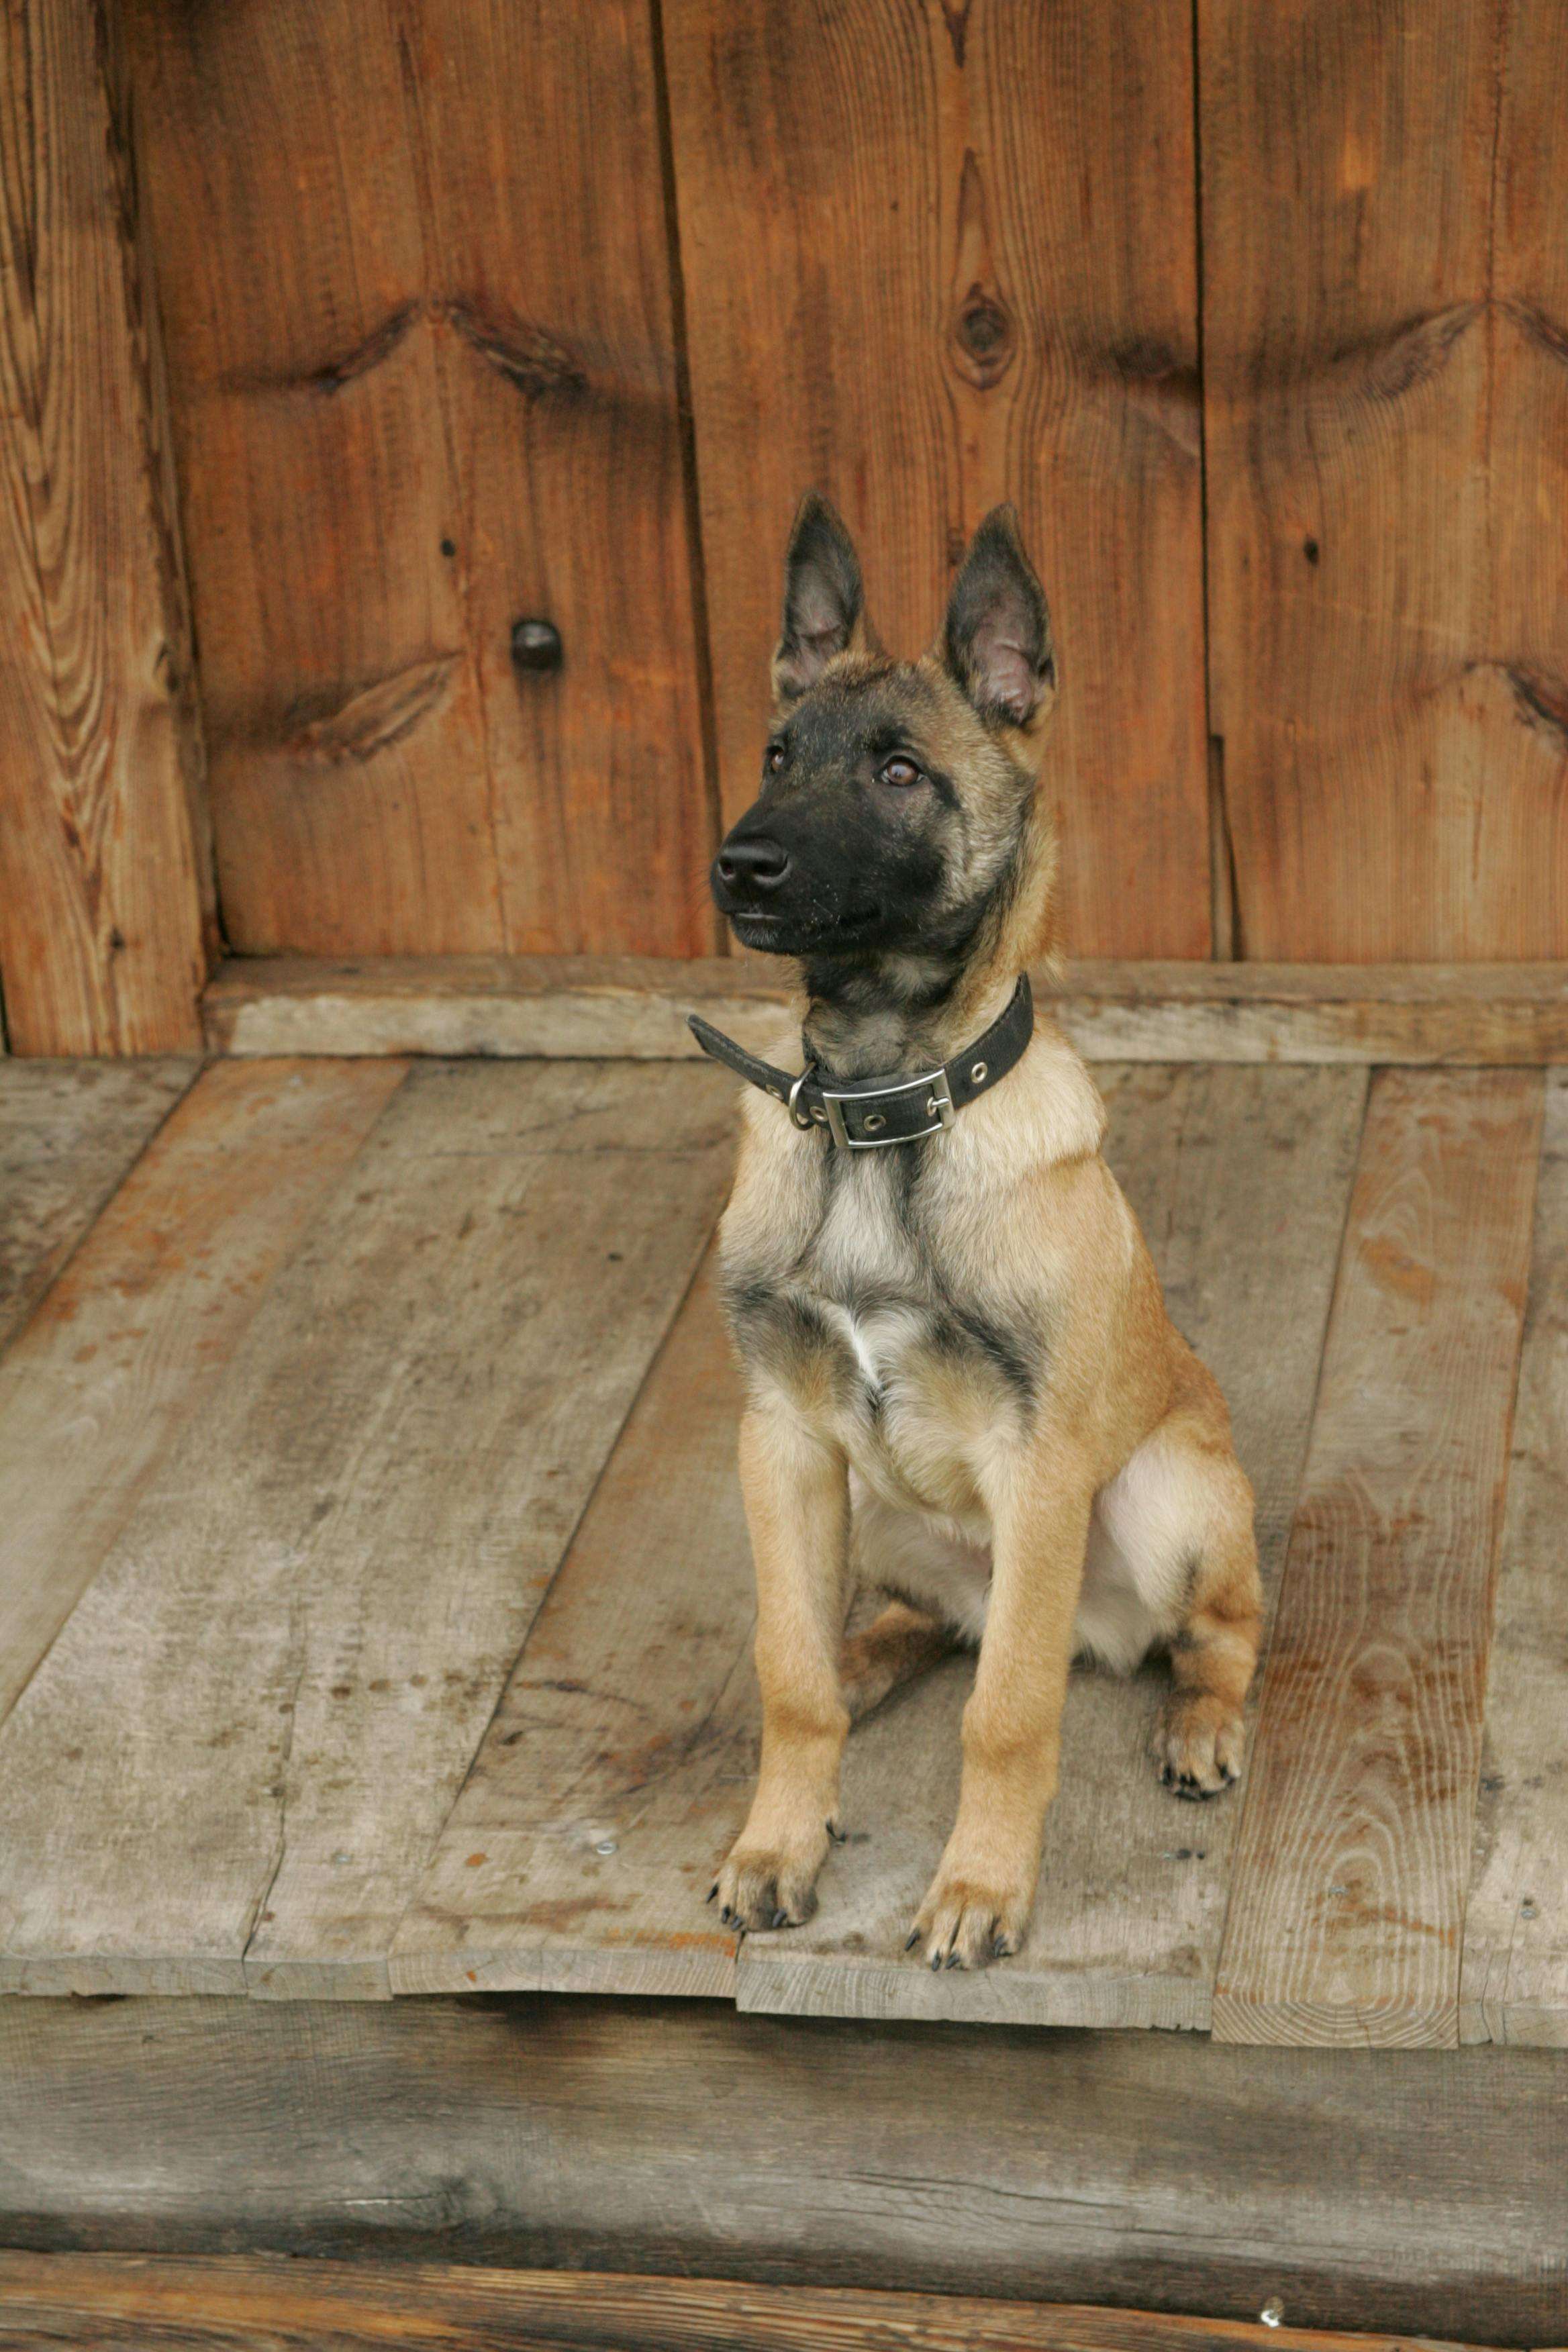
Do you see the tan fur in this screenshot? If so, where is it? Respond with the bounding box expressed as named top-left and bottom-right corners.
top-left (710, 545), bottom-right (1261, 1970)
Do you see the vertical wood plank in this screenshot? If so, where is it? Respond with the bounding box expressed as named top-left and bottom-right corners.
top-left (121, 0), bottom-right (714, 960)
top-left (0, 1059), bottom-right (408, 1729)
top-left (1461, 1069), bottom-right (1568, 2047)
top-left (1213, 1071), bottom-right (1541, 2047)
top-left (391, 1248), bottom-right (751, 1998)
top-left (0, 0), bottom-right (211, 1053)
top-left (1199, 0), bottom-right (1568, 959)
top-left (664, 0), bottom-right (1210, 959)
top-left (388, 1), bottom-right (720, 960)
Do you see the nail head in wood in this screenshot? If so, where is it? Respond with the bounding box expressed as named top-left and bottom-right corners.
top-left (511, 618), bottom-right (563, 675)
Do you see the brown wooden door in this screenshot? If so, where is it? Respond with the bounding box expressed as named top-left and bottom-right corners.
top-left (122, 0), bottom-right (718, 960)
top-left (1199, 0), bottom-right (1568, 961)
top-left (663, 0), bottom-right (1215, 962)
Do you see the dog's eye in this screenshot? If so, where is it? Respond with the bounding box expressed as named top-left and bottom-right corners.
top-left (766, 741), bottom-right (786, 773)
top-left (880, 756), bottom-right (922, 788)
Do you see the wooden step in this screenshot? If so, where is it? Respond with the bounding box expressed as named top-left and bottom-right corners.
top-left (202, 953), bottom-right (1568, 1065)
top-left (0, 2251), bottom-right (1510, 2352)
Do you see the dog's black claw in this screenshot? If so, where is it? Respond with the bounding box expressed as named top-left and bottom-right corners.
top-left (706, 1884), bottom-right (718, 1904)
top-left (771, 1908), bottom-right (789, 1930)
top-left (720, 1905), bottom-right (734, 1926)
top-left (826, 1820), bottom-right (846, 1844)
top-left (930, 1950), bottom-right (943, 1972)
top-left (904, 1929), bottom-right (920, 1952)
top-left (945, 1951), bottom-right (963, 1970)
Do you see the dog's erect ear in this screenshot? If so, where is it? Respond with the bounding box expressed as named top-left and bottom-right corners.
top-left (942, 507), bottom-right (1056, 733)
top-left (772, 493), bottom-right (869, 706)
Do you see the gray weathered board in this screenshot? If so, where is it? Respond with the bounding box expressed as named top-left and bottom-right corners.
top-left (1460, 1068), bottom-right (1568, 2047)
top-left (0, 1059), bottom-right (193, 1346)
top-left (0, 1048), bottom-right (1562, 2046)
top-left (2, 1996), bottom-right (1565, 2341)
top-left (1212, 1071), bottom-right (1541, 2048)
top-left (204, 953), bottom-right (1568, 1065)
top-left (0, 1060), bottom-right (732, 1996)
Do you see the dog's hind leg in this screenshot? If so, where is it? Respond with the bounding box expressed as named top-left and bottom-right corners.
top-left (1141, 1360), bottom-right (1262, 1800)
top-left (840, 1601), bottom-right (958, 1722)
top-left (1085, 1351), bottom-right (1261, 1800)
top-left (1155, 1469), bottom-right (1261, 1800)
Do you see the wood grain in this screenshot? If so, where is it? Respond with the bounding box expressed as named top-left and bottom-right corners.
top-left (1199, 0), bottom-right (1568, 959)
top-left (2, 1996), bottom-right (1563, 2341)
top-left (202, 954), bottom-right (1568, 1065)
top-left (664, 0), bottom-right (1210, 958)
top-left (0, 0), bottom-right (211, 1053)
top-left (1213, 1071), bottom-right (1542, 2047)
top-left (0, 1059), bottom-right (407, 1730)
top-left (1461, 1068), bottom-right (1568, 2046)
top-left (391, 1248), bottom-right (751, 1998)
top-left (0, 2251), bottom-right (1505, 2352)
top-left (0, 1058), bottom-right (191, 1349)
top-left (739, 1066), bottom-right (1365, 2027)
top-left (0, 1063), bottom-right (732, 1996)
top-left (121, 0), bottom-right (713, 959)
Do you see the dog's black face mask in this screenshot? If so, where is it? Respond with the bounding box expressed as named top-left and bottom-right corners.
top-left (709, 496), bottom-right (1055, 965)
top-left (712, 669), bottom-right (965, 958)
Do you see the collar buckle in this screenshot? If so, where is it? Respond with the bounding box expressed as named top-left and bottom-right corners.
top-left (820, 1066), bottom-right (955, 1151)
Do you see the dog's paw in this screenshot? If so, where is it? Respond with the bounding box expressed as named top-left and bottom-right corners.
top-left (906, 1862), bottom-right (1034, 1972)
top-left (1153, 1694), bottom-right (1244, 1800)
top-left (709, 1830), bottom-right (829, 1933)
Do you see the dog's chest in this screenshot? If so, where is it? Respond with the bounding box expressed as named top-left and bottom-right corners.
top-left (765, 1151), bottom-right (1027, 1514)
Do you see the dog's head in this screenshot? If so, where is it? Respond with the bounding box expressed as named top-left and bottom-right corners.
top-left (710, 495), bottom-right (1057, 970)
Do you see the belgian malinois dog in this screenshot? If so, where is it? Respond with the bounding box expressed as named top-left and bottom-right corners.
top-left (691, 497), bottom-right (1261, 1970)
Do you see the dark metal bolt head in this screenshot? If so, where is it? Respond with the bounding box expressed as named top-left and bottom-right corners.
top-left (511, 617), bottom-right (562, 675)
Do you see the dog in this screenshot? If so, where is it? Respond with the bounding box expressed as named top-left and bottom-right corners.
top-left (691, 495), bottom-right (1261, 1971)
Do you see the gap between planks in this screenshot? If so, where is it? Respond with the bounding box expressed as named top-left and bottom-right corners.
top-left (203, 954), bottom-right (1568, 1065)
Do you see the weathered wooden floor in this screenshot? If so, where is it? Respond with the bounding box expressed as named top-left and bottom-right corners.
top-left (0, 1050), bottom-right (1563, 2050)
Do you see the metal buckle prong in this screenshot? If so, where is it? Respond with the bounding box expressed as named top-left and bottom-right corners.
top-left (787, 1065), bottom-right (818, 1130)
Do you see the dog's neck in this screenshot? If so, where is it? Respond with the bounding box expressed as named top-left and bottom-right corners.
top-left (796, 793), bottom-right (1057, 1083)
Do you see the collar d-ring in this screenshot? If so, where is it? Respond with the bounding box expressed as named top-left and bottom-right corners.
top-left (787, 1063), bottom-right (818, 1130)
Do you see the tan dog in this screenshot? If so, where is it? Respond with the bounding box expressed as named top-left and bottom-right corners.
top-left (694, 497), bottom-right (1261, 1970)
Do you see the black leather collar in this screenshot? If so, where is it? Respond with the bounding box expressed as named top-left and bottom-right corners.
top-left (688, 975), bottom-right (1034, 1150)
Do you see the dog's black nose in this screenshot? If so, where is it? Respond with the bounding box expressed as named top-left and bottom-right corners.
top-left (715, 835), bottom-right (791, 895)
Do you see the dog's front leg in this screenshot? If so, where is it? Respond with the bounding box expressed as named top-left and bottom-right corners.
top-left (911, 1440), bottom-right (1093, 1969)
top-left (714, 1402), bottom-right (850, 1932)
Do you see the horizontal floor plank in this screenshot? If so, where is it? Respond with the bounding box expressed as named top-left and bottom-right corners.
top-left (0, 1058), bottom-right (193, 1349)
top-left (1, 1995), bottom-right (1563, 2340)
top-left (204, 954), bottom-right (1568, 1065)
top-left (1213, 1071), bottom-right (1542, 2048)
top-left (0, 2251), bottom-right (1504, 2352)
top-left (1461, 1068), bottom-right (1568, 2046)
top-left (0, 1063), bottom-right (733, 1997)
top-left (739, 1066), bottom-right (1367, 2027)
top-left (0, 1059), bottom-right (406, 1729)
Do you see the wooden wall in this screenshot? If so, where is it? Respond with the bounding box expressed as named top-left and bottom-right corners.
top-left (2, 0), bottom-right (1566, 1046)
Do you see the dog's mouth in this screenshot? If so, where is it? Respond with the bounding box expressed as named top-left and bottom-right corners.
top-left (728, 903), bottom-right (883, 954)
